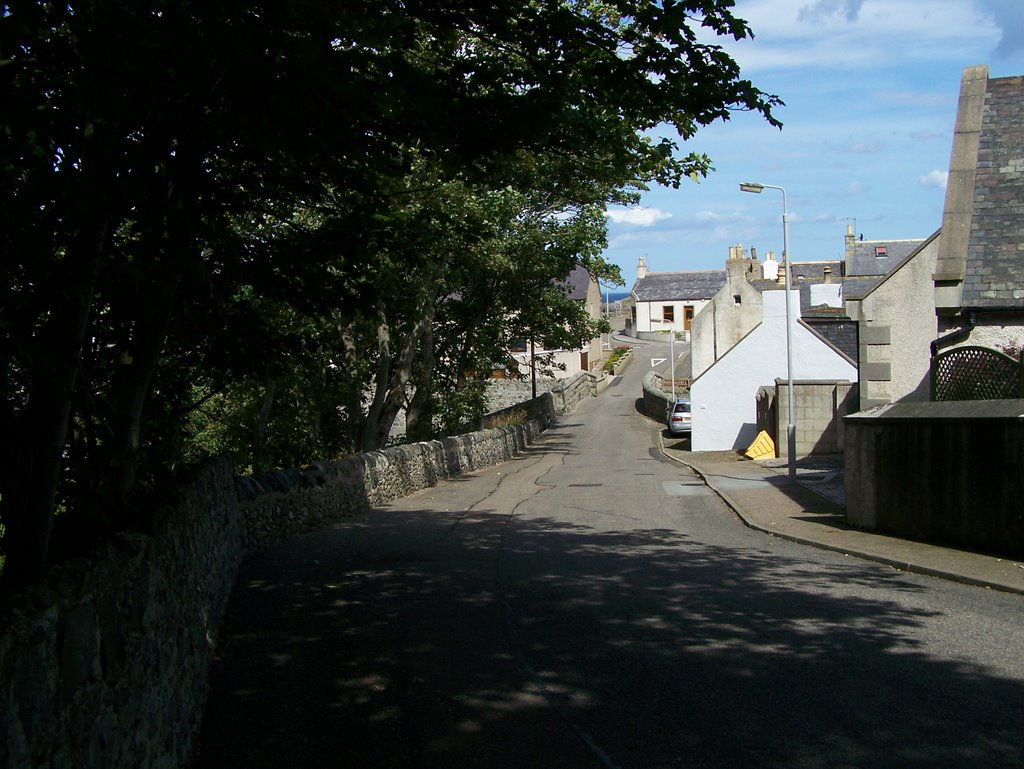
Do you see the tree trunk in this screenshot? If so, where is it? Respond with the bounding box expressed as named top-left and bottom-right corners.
top-left (1, 232), bottom-right (105, 588)
top-left (107, 284), bottom-right (175, 509)
top-left (251, 375), bottom-right (277, 473)
top-left (404, 298), bottom-right (437, 442)
top-left (360, 289), bottom-right (437, 451)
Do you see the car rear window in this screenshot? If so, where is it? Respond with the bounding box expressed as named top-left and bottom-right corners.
top-left (673, 403), bottom-right (690, 414)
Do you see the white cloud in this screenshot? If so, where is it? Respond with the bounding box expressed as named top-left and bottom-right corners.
top-left (721, 0), bottom-right (1001, 73)
top-left (919, 169), bottom-right (948, 189)
top-left (605, 207), bottom-right (673, 226)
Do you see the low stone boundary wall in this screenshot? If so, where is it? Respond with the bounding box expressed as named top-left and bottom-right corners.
top-left (844, 399), bottom-right (1024, 557)
top-left (0, 457), bottom-right (240, 769)
top-left (642, 371), bottom-right (671, 420)
top-left (480, 392), bottom-right (556, 431)
top-left (550, 370), bottom-right (600, 414)
top-left (238, 419), bottom-right (546, 551)
top-left (0, 414), bottom-right (550, 768)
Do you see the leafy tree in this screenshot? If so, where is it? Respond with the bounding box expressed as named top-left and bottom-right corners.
top-left (0, 0), bottom-right (779, 587)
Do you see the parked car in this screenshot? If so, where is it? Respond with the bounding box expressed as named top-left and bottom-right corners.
top-left (665, 398), bottom-right (692, 435)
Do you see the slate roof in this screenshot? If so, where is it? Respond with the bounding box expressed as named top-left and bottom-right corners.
top-left (563, 264), bottom-right (593, 301)
top-left (836, 276), bottom-right (887, 302)
top-left (847, 239), bottom-right (925, 277)
top-left (748, 261), bottom-right (851, 312)
top-left (961, 74), bottom-right (1024, 310)
top-left (632, 270), bottom-right (726, 302)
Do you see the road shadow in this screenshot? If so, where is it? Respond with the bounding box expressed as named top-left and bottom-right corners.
top-left (194, 501), bottom-right (1024, 769)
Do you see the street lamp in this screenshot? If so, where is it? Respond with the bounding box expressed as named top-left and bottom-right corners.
top-left (650, 318), bottom-right (677, 402)
top-left (740, 181), bottom-right (796, 479)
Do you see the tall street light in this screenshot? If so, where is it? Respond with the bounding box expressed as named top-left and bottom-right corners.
top-left (740, 182), bottom-right (796, 479)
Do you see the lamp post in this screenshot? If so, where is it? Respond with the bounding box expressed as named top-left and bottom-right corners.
top-left (740, 182), bottom-right (796, 479)
top-left (651, 318), bottom-right (677, 402)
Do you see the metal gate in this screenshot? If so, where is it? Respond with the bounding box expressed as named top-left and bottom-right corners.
top-left (930, 345), bottom-right (1024, 401)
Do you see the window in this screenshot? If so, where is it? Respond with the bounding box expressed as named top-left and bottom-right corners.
top-left (662, 305), bottom-right (675, 323)
top-left (875, 246), bottom-right (888, 258)
top-left (733, 295), bottom-right (742, 305)
top-left (510, 338), bottom-right (528, 352)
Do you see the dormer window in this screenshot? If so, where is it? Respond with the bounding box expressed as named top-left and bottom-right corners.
top-left (874, 246), bottom-right (888, 257)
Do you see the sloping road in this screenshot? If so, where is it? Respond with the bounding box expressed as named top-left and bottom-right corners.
top-left (193, 341), bottom-right (1024, 769)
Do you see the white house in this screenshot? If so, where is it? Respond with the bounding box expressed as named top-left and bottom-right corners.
top-left (690, 291), bottom-right (858, 451)
top-left (630, 256), bottom-right (726, 340)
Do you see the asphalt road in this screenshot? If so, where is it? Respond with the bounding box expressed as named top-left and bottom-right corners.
top-left (193, 337), bottom-right (1024, 769)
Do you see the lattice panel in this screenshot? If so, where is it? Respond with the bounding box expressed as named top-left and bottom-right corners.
top-left (932, 346), bottom-right (1022, 401)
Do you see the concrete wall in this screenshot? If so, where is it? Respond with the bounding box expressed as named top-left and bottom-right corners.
top-left (844, 400), bottom-right (1024, 557)
top-left (936, 313), bottom-right (1024, 356)
top-left (690, 291), bottom-right (858, 452)
top-left (774, 380), bottom-right (859, 457)
top-left (0, 414), bottom-right (556, 769)
top-left (846, 233), bottom-right (941, 410)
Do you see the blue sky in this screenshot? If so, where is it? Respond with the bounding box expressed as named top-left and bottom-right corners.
top-left (603, 0), bottom-right (1024, 288)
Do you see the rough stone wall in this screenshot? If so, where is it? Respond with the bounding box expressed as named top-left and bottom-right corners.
top-left (0, 457), bottom-right (240, 769)
top-left (484, 379), bottom-right (559, 413)
top-left (549, 370), bottom-right (599, 414)
top-left (238, 420), bottom-right (545, 552)
top-left (1, 415), bottom-right (550, 769)
top-left (480, 393), bottom-right (556, 431)
top-left (642, 371), bottom-right (672, 420)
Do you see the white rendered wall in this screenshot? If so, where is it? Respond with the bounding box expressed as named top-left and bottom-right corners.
top-left (690, 291), bottom-right (858, 451)
top-left (634, 299), bottom-right (710, 334)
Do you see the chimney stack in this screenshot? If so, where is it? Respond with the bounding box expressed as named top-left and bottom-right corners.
top-left (636, 255), bottom-right (648, 280)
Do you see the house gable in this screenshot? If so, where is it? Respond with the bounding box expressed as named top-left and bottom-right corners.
top-left (690, 291), bottom-right (858, 451)
top-left (961, 74), bottom-right (1024, 311)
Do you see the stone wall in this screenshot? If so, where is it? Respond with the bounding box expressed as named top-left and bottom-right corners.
top-left (238, 420), bottom-right (546, 551)
top-left (548, 370), bottom-right (601, 414)
top-left (1, 415), bottom-right (552, 769)
top-left (0, 457), bottom-right (240, 769)
top-left (844, 399), bottom-right (1024, 557)
top-left (642, 371), bottom-right (672, 420)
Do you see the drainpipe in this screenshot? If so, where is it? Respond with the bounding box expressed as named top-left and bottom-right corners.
top-left (930, 312), bottom-right (976, 357)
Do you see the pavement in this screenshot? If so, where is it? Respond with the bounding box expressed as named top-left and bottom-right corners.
top-left (660, 437), bottom-right (1024, 596)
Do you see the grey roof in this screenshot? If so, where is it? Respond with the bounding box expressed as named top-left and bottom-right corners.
top-left (748, 261), bottom-right (851, 312)
top-left (563, 264), bottom-right (592, 301)
top-left (961, 74), bottom-right (1024, 310)
top-left (633, 270), bottom-right (726, 302)
top-left (838, 276), bottom-right (887, 302)
top-left (848, 240), bottom-right (924, 277)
